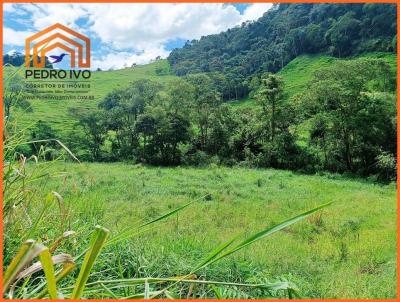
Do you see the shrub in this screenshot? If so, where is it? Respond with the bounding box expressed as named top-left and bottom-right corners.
top-left (182, 150), bottom-right (211, 166)
top-left (376, 151), bottom-right (397, 182)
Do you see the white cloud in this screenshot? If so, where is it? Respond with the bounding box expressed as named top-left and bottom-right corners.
top-left (3, 27), bottom-right (34, 46)
top-left (3, 3), bottom-right (88, 30)
top-left (241, 3), bottom-right (273, 23)
top-left (85, 4), bottom-right (241, 50)
top-left (92, 46), bottom-right (170, 70)
top-left (31, 4), bottom-right (88, 30)
top-left (4, 3), bottom-right (272, 69)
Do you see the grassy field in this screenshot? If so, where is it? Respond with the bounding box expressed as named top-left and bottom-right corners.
top-left (279, 52), bottom-right (397, 98)
top-left (230, 52), bottom-right (397, 109)
top-left (6, 60), bottom-right (178, 134)
top-left (21, 162), bottom-right (397, 299)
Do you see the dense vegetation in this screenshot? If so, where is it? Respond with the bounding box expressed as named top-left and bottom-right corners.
top-left (15, 55), bottom-right (396, 181)
top-left (168, 3), bottom-right (397, 100)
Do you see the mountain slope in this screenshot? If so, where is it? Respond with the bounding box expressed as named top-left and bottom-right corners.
top-left (229, 51), bottom-right (396, 110)
top-left (168, 3), bottom-right (396, 100)
top-left (6, 59), bottom-right (178, 134)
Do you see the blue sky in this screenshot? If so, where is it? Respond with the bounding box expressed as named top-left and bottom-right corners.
top-left (3, 3), bottom-right (272, 70)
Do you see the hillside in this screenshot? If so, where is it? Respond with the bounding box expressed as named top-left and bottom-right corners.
top-left (229, 52), bottom-right (397, 109)
top-left (7, 60), bottom-right (178, 134)
top-left (281, 51), bottom-right (397, 98)
top-left (168, 3), bottom-right (396, 101)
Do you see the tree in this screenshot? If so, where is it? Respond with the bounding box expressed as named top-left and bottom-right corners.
top-left (325, 12), bottom-right (361, 57)
top-left (304, 24), bottom-right (326, 53)
top-left (136, 107), bottom-right (190, 165)
top-left (30, 121), bottom-right (58, 159)
top-left (168, 3), bottom-right (396, 102)
top-left (165, 79), bottom-right (195, 115)
top-left (77, 112), bottom-right (108, 161)
top-left (186, 74), bottom-right (221, 150)
top-left (206, 104), bottom-right (238, 158)
top-left (3, 75), bottom-right (31, 121)
top-left (298, 58), bottom-right (396, 174)
top-left (135, 113), bottom-right (156, 161)
top-left (256, 74), bottom-right (284, 143)
top-left (99, 80), bottom-right (162, 158)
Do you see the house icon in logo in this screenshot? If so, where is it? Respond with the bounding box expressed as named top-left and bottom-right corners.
top-left (25, 23), bottom-right (90, 68)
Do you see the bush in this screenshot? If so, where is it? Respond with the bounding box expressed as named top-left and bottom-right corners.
top-left (376, 151), bottom-right (397, 182)
top-left (182, 150), bottom-right (211, 166)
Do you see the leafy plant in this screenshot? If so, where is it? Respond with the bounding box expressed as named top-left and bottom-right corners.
top-left (4, 200), bottom-right (330, 299)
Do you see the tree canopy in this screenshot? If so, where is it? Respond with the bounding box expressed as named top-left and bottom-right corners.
top-left (168, 4), bottom-right (396, 101)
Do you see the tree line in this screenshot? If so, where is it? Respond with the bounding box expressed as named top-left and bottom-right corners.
top-left (25, 57), bottom-right (396, 182)
top-left (168, 3), bottom-right (397, 101)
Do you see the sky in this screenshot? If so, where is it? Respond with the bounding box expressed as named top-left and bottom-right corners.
top-left (3, 3), bottom-right (272, 70)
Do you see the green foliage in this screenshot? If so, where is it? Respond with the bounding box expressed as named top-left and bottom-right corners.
top-left (294, 58), bottom-right (396, 176)
top-left (375, 151), bottom-right (397, 182)
top-left (30, 121), bottom-right (59, 159)
top-left (135, 108), bottom-right (191, 165)
top-left (70, 226), bottom-right (110, 299)
top-left (7, 52), bottom-right (396, 181)
top-left (326, 12), bottom-right (361, 57)
top-left (2, 115), bottom-right (397, 298)
top-left (255, 74), bottom-right (284, 142)
top-left (3, 4), bottom-right (398, 299)
top-left (76, 112), bottom-right (108, 161)
top-left (186, 73), bottom-right (222, 150)
top-left (276, 52), bottom-right (397, 101)
top-left (3, 74), bottom-right (31, 121)
top-left (168, 3), bottom-right (396, 100)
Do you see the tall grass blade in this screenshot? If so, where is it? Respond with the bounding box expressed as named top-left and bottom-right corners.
top-left (35, 261), bottom-right (76, 299)
top-left (208, 202), bottom-right (332, 267)
top-left (70, 225), bottom-right (110, 299)
top-left (144, 280), bottom-right (150, 299)
top-left (38, 248), bottom-right (57, 299)
top-left (25, 139), bottom-right (80, 163)
top-left (104, 226), bottom-right (156, 248)
top-left (107, 201), bottom-right (193, 246)
top-left (124, 290), bottom-right (164, 299)
top-left (211, 285), bottom-right (223, 299)
top-left (23, 193), bottom-right (54, 240)
top-left (3, 240), bottom-right (46, 293)
top-left (140, 201), bottom-right (193, 228)
top-left (191, 235), bottom-right (238, 272)
top-left (14, 253), bottom-right (73, 282)
top-left (82, 277), bottom-right (298, 293)
top-left (149, 203), bottom-right (330, 299)
top-left (50, 231), bottom-right (76, 253)
top-left (100, 283), bottom-right (118, 299)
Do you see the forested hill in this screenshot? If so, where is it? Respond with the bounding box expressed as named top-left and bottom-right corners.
top-left (168, 3), bottom-right (396, 99)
